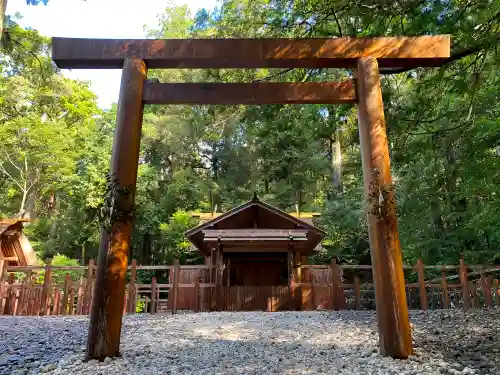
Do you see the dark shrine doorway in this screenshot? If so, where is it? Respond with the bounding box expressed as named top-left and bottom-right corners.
top-left (226, 252), bottom-right (288, 286)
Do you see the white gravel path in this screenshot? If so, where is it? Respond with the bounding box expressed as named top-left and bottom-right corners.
top-left (0, 309), bottom-right (499, 375)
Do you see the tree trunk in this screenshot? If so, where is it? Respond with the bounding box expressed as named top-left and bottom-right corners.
top-left (0, 0), bottom-right (7, 36)
top-left (331, 129), bottom-right (343, 194)
top-left (18, 188), bottom-right (28, 217)
top-left (430, 200), bottom-right (444, 234)
top-left (79, 244), bottom-right (84, 265)
top-left (142, 233), bottom-right (152, 265)
top-left (48, 189), bottom-right (56, 214)
top-left (297, 191), bottom-right (303, 215)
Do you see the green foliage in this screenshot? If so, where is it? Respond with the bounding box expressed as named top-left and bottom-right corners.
top-left (36, 254), bottom-right (83, 284)
top-left (2, 1), bottom-right (500, 269)
top-left (135, 297), bottom-right (146, 313)
top-left (0, 21), bottom-right (104, 261)
top-left (158, 210), bottom-right (199, 262)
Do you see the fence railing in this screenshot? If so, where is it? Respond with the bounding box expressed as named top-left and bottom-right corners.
top-left (300, 260), bottom-right (500, 311)
top-left (0, 258), bottom-right (499, 316)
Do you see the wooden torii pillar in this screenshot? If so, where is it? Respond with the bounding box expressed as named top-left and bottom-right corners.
top-left (357, 57), bottom-right (412, 357)
top-left (86, 58), bottom-right (146, 360)
top-left (51, 35), bottom-right (450, 361)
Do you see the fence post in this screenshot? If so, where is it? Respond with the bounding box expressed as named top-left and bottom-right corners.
top-left (216, 250), bottom-right (224, 311)
top-left (207, 255), bottom-right (214, 311)
top-left (480, 268), bottom-right (492, 308)
top-left (301, 257), bottom-right (310, 309)
top-left (150, 276), bottom-right (157, 315)
top-left (310, 272), bottom-right (316, 310)
top-left (0, 260), bottom-right (8, 313)
top-left (123, 293), bottom-right (127, 315)
top-left (26, 271), bottom-right (35, 315)
top-left (330, 259), bottom-right (338, 310)
top-left (16, 278), bottom-right (23, 316)
top-left (172, 259), bottom-right (180, 314)
top-left (494, 279), bottom-right (500, 306)
top-left (194, 276), bottom-right (200, 313)
top-left (18, 272), bottom-right (29, 315)
top-left (85, 260), bottom-right (96, 315)
top-left (440, 270), bottom-right (449, 309)
top-left (416, 259), bottom-right (428, 310)
top-left (53, 290), bottom-right (61, 316)
top-left (0, 256), bottom-right (4, 284)
top-left (3, 273), bottom-right (15, 315)
top-left (61, 274), bottom-right (71, 315)
top-left (25, 271), bottom-right (33, 315)
top-left (127, 259), bottom-right (137, 314)
top-left (354, 275), bottom-right (361, 310)
top-left (294, 254), bottom-right (303, 311)
top-left (76, 276), bottom-right (85, 315)
top-left (39, 259), bottom-right (53, 316)
top-left (32, 287), bottom-right (41, 316)
top-left (287, 251), bottom-right (293, 310)
top-left (69, 287), bottom-right (75, 315)
top-left (12, 281), bottom-right (20, 316)
top-left (215, 247), bottom-right (224, 311)
top-left (471, 281), bottom-right (479, 308)
top-left (330, 259), bottom-right (344, 310)
top-left (459, 259), bottom-right (470, 309)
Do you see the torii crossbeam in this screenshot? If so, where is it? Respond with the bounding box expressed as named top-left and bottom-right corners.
top-left (51, 35), bottom-right (451, 361)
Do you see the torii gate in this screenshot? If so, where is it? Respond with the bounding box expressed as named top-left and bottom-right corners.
top-left (51, 35), bottom-right (450, 360)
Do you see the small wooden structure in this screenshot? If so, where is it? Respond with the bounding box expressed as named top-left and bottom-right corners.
top-left (182, 197), bottom-right (324, 310)
top-left (0, 219), bottom-right (37, 268)
top-left (51, 35), bottom-right (451, 359)
top-left (187, 197), bottom-right (324, 284)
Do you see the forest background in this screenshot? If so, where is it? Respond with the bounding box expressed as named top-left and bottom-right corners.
top-left (1, 0), bottom-right (499, 272)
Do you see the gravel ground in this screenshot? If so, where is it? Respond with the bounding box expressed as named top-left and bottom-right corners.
top-left (0, 309), bottom-right (499, 375)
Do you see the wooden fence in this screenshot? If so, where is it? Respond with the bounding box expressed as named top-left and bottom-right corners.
top-left (301, 261), bottom-right (500, 311)
top-left (1, 258), bottom-right (499, 316)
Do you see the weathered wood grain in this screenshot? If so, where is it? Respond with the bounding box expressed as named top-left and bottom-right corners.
top-left (52, 36), bottom-right (451, 69)
top-left (143, 82), bottom-right (357, 105)
top-left (356, 57), bottom-right (412, 359)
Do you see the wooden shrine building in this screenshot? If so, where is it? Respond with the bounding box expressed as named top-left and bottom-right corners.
top-left (0, 219), bottom-right (37, 269)
top-left (187, 196), bottom-right (325, 288)
top-left (182, 196), bottom-right (325, 311)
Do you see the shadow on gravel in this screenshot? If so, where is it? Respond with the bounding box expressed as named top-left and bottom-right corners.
top-left (409, 309), bottom-right (500, 375)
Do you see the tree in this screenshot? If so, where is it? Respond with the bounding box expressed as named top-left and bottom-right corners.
top-left (3, 1), bottom-right (500, 268)
top-left (1, 22), bottom-right (102, 262)
top-left (158, 210), bottom-right (200, 264)
top-left (1, 0), bottom-right (49, 39)
top-left (0, 24), bottom-right (99, 217)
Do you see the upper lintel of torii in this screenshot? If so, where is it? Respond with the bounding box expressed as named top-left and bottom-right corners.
top-left (51, 36), bottom-right (451, 70)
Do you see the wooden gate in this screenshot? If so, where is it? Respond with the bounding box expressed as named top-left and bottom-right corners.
top-left (221, 286), bottom-right (290, 311)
